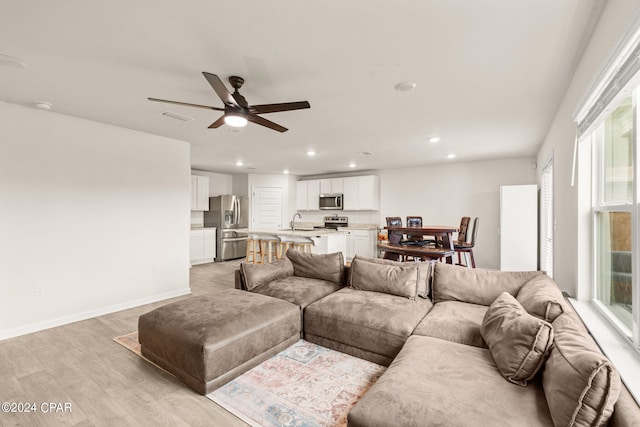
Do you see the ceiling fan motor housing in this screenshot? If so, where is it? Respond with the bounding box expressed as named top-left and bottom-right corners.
top-left (229, 76), bottom-right (245, 90)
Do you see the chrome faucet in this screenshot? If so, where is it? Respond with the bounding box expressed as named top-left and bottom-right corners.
top-left (292, 212), bottom-right (302, 231)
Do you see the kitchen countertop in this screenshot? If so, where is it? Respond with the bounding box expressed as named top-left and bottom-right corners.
top-left (250, 229), bottom-right (349, 238)
top-left (338, 224), bottom-right (379, 230)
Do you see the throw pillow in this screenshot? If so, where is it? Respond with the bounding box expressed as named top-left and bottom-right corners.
top-left (480, 292), bottom-right (554, 386)
top-left (543, 314), bottom-right (621, 427)
top-left (351, 255), bottom-right (431, 298)
top-left (433, 262), bottom-right (544, 305)
top-left (349, 257), bottom-right (419, 299)
top-left (240, 256), bottom-right (294, 291)
top-left (287, 249), bottom-right (345, 284)
top-left (516, 275), bottom-right (565, 322)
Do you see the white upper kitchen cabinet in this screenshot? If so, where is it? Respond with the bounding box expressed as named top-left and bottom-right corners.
top-left (343, 175), bottom-right (379, 210)
top-left (320, 178), bottom-right (343, 194)
top-left (296, 180), bottom-right (320, 210)
top-left (190, 175), bottom-right (210, 211)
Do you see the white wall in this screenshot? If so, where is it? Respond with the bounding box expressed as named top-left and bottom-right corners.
top-left (378, 157), bottom-right (537, 269)
top-left (232, 173), bottom-right (249, 196)
top-left (536, 0), bottom-right (640, 297)
top-left (0, 101), bottom-right (191, 339)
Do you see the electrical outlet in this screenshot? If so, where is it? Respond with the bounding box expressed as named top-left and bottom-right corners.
top-left (34, 282), bottom-right (45, 296)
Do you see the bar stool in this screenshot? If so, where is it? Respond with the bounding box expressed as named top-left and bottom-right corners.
top-left (247, 233), bottom-right (280, 264)
top-left (279, 235), bottom-right (314, 257)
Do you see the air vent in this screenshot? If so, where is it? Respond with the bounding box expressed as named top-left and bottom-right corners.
top-left (161, 111), bottom-right (194, 122)
top-left (359, 151), bottom-right (374, 156)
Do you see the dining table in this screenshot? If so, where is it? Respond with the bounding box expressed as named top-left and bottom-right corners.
top-left (379, 224), bottom-right (459, 264)
top-left (383, 225), bottom-right (459, 249)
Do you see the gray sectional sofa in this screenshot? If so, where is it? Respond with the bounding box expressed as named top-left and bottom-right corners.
top-left (235, 250), bottom-right (640, 426)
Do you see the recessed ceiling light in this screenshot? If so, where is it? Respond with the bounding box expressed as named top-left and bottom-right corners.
top-left (235, 161), bottom-right (244, 167)
top-left (306, 150), bottom-right (316, 156)
top-left (32, 101), bottom-right (52, 110)
top-left (394, 81), bottom-right (417, 92)
top-left (283, 169), bottom-right (290, 174)
top-left (447, 154), bottom-right (456, 159)
top-left (0, 54), bottom-right (27, 68)
top-left (348, 162), bottom-right (357, 168)
top-left (428, 136), bottom-right (441, 143)
top-left (161, 111), bottom-right (194, 122)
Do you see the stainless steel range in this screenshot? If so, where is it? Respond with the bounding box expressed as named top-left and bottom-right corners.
top-left (323, 215), bottom-right (348, 229)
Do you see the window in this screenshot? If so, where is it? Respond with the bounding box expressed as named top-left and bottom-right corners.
top-left (541, 161), bottom-right (554, 278)
top-left (591, 94), bottom-right (635, 339)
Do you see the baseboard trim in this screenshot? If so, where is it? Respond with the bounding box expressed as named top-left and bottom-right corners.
top-left (0, 288), bottom-right (192, 341)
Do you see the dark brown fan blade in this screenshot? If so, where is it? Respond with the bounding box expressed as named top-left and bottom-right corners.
top-left (147, 97), bottom-right (225, 111)
top-left (249, 101), bottom-right (310, 114)
top-left (208, 115), bottom-right (226, 129)
top-left (247, 114), bottom-right (288, 132)
top-left (202, 72), bottom-right (237, 107)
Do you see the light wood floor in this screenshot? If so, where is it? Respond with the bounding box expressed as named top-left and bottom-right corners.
top-left (0, 260), bottom-right (252, 427)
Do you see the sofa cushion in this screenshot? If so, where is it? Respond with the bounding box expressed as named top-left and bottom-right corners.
top-left (481, 292), bottom-right (553, 386)
top-left (516, 274), bottom-right (566, 322)
top-left (240, 256), bottom-right (294, 291)
top-left (349, 257), bottom-right (419, 299)
top-left (251, 276), bottom-right (342, 309)
top-left (348, 335), bottom-right (553, 427)
top-left (304, 287), bottom-right (432, 359)
top-left (287, 249), bottom-right (345, 284)
top-left (412, 301), bottom-right (488, 348)
top-left (350, 255), bottom-right (430, 298)
top-left (433, 262), bottom-right (544, 305)
top-left (543, 314), bottom-right (621, 427)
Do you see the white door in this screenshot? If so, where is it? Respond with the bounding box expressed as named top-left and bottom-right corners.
top-left (252, 186), bottom-right (283, 230)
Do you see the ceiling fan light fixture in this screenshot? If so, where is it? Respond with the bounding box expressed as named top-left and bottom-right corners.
top-left (224, 113), bottom-right (248, 128)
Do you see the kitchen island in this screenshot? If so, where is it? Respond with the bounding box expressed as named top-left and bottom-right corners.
top-left (249, 228), bottom-right (349, 259)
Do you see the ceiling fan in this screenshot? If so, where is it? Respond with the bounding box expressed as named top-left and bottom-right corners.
top-left (148, 72), bottom-right (310, 133)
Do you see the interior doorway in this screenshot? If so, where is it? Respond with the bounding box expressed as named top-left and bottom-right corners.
top-left (252, 186), bottom-right (283, 230)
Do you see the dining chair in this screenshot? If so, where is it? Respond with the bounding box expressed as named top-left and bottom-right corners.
top-left (455, 217), bottom-right (479, 268)
top-left (454, 217), bottom-right (471, 245)
top-left (405, 216), bottom-right (422, 238)
top-left (384, 217), bottom-right (404, 261)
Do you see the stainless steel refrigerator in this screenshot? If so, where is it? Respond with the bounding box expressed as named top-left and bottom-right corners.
top-left (203, 195), bottom-right (249, 261)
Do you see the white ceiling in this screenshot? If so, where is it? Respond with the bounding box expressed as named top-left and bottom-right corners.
top-left (0, 0), bottom-right (604, 176)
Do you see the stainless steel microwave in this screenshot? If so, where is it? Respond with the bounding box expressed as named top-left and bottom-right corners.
top-left (319, 193), bottom-right (343, 210)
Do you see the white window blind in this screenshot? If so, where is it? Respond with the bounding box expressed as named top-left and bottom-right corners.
top-left (575, 10), bottom-right (640, 138)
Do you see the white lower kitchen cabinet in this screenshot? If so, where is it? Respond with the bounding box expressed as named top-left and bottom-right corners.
top-left (343, 229), bottom-right (377, 261)
top-left (311, 233), bottom-right (347, 259)
top-left (190, 227), bottom-right (216, 265)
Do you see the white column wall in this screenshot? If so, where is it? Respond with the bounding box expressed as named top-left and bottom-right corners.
top-left (0, 101), bottom-right (191, 339)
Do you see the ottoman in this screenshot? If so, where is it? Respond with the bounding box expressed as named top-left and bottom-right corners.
top-left (138, 289), bottom-right (300, 394)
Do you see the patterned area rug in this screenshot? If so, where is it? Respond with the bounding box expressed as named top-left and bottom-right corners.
top-left (113, 333), bottom-right (385, 427)
top-left (207, 340), bottom-right (385, 427)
